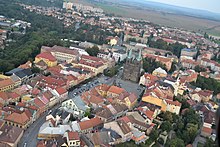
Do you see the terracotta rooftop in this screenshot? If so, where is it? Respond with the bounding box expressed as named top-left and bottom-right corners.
top-left (4, 111), bottom-right (30, 125)
top-left (79, 117), bottom-right (103, 131)
top-left (108, 86), bottom-right (125, 95)
top-left (68, 131), bottom-right (80, 140)
top-left (36, 52), bottom-right (56, 62)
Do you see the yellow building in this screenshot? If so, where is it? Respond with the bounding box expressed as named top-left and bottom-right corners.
top-left (0, 78), bottom-right (15, 92)
top-left (35, 52), bottom-right (57, 67)
top-left (142, 95), bottom-right (181, 115)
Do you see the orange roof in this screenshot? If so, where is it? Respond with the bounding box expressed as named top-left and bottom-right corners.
top-left (36, 52), bottom-right (56, 62)
top-left (68, 132), bottom-right (80, 140)
top-left (202, 126), bottom-right (212, 134)
top-left (55, 87), bottom-right (67, 95)
top-left (144, 110), bottom-right (154, 119)
top-left (0, 79), bottom-right (14, 89)
top-left (4, 112), bottom-right (30, 125)
top-left (165, 100), bottom-right (181, 107)
top-left (79, 117), bottom-right (103, 130)
top-left (108, 86), bottom-right (125, 95)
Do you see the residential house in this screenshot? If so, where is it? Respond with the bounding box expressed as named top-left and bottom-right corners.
top-left (64, 131), bottom-right (80, 147)
top-left (41, 45), bottom-right (79, 63)
top-left (152, 67), bottom-right (167, 78)
top-left (78, 117), bottom-right (103, 134)
top-left (104, 120), bottom-right (132, 142)
top-left (62, 96), bottom-right (89, 118)
top-left (0, 125), bottom-right (24, 147)
top-left (4, 110), bottom-right (32, 129)
top-left (35, 52), bottom-right (57, 67)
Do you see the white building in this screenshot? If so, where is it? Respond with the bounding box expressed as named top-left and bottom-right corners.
top-left (112, 50), bottom-right (127, 62)
top-left (70, 45), bottom-right (89, 56)
top-left (62, 96), bottom-right (89, 118)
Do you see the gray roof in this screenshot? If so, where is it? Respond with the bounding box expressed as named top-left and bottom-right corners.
top-left (72, 95), bottom-right (88, 111)
top-left (10, 74), bottom-right (20, 82)
top-left (6, 68), bottom-right (23, 75)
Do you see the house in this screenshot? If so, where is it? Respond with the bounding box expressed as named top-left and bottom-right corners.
top-left (0, 125), bottom-right (24, 147)
top-left (191, 90), bottom-right (213, 102)
top-left (78, 117), bottom-right (103, 133)
top-left (4, 110), bottom-right (31, 129)
top-left (6, 68), bottom-right (34, 84)
top-left (104, 120), bottom-right (132, 142)
top-left (123, 93), bottom-right (138, 109)
top-left (152, 67), bottom-right (167, 78)
top-left (107, 85), bottom-right (125, 98)
top-left (0, 78), bottom-right (15, 92)
top-left (38, 121), bottom-right (72, 140)
top-left (62, 96), bottom-right (89, 118)
top-left (41, 45), bottom-right (79, 63)
top-left (96, 103), bottom-right (128, 122)
top-left (201, 126), bottom-right (212, 138)
top-left (132, 130), bottom-right (147, 144)
top-left (139, 73), bottom-right (158, 87)
top-left (35, 52), bottom-right (57, 67)
top-left (181, 48), bottom-right (197, 59)
top-left (54, 87), bottom-right (68, 102)
top-left (142, 94), bottom-right (181, 115)
top-left (112, 50), bottom-right (127, 62)
top-left (64, 131), bottom-right (80, 147)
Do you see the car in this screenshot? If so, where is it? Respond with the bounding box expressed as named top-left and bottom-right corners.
top-left (24, 143), bottom-right (27, 147)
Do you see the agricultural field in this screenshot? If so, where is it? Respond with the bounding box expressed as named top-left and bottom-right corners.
top-left (71, 0), bottom-right (220, 36)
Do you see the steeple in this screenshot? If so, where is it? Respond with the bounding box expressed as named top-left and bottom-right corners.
top-left (128, 49), bottom-right (133, 59)
top-left (137, 48), bottom-right (142, 61)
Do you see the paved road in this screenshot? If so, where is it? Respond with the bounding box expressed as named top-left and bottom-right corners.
top-left (18, 104), bottom-right (60, 147)
top-left (18, 112), bottom-right (47, 147)
top-left (18, 68), bottom-right (125, 147)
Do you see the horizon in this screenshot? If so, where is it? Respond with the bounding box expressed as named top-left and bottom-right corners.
top-left (144, 0), bottom-right (220, 14)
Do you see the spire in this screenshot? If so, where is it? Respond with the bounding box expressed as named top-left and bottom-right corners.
top-left (137, 48), bottom-right (142, 61)
top-left (128, 49), bottom-right (133, 59)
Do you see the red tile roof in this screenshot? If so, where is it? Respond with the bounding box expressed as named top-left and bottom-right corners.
top-left (79, 117), bottom-right (103, 130)
top-left (108, 86), bottom-right (125, 95)
top-left (4, 112), bottom-right (30, 125)
top-left (36, 52), bottom-right (56, 62)
top-left (68, 132), bottom-right (80, 140)
top-left (55, 87), bottom-right (67, 95)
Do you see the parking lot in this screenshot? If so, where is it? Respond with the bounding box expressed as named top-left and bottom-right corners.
top-left (68, 74), bottom-right (116, 98)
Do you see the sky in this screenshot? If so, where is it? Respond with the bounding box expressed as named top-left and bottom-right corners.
top-left (146, 0), bottom-right (220, 13)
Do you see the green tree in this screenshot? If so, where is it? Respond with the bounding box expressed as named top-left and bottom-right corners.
top-left (168, 138), bottom-right (185, 147)
top-left (194, 65), bottom-right (207, 73)
top-left (160, 121), bottom-right (172, 132)
top-left (85, 45), bottom-right (100, 56)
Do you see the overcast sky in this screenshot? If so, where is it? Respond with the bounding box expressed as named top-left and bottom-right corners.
top-left (145, 0), bottom-right (220, 13)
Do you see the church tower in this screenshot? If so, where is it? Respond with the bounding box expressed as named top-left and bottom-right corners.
top-left (122, 48), bottom-right (142, 83)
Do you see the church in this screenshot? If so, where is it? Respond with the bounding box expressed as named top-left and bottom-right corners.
top-left (122, 48), bottom-right (142, 83)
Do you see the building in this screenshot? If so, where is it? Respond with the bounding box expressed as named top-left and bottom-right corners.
top-left (41, 45), bottom-right (79, 63)
top-left (142, 94), bottom-right (181, 115)
top-left (0, 78), bottom-right (15, 92)
top-left (4, 111), bottom-right (31, 129)
top-left (112, 50), bottom-right (127, 62)
top-left (0, 125), bottom-right (24, 147)
top-left (104, 120), bottom-right (132, 142)
top-left (181, 48), bottom-right (197, 59)
top-left (64, 131), bottom-right (80, 147)
top-left (78, 117), bottom-right (103, 133)
top-left (35, 52), bottom-right (57, 67)
top-left (122, 49), bottom-right (142, 83)
top-left (62, 96), bottom-right (89, 118)
top-left (152, 67), bottom-right (167, 78)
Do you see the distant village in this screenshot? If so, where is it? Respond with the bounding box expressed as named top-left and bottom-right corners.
top-left (0, 0), bottom-right (219, 147)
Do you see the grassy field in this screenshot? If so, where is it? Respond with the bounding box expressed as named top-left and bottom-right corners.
top-left (71, 0), bottom-right (220, 36)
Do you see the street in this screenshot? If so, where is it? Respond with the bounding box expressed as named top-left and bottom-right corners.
top-left (18, 104), bottom-right (60, 147)
top-left (18, 67), bottom-right (139, 147)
